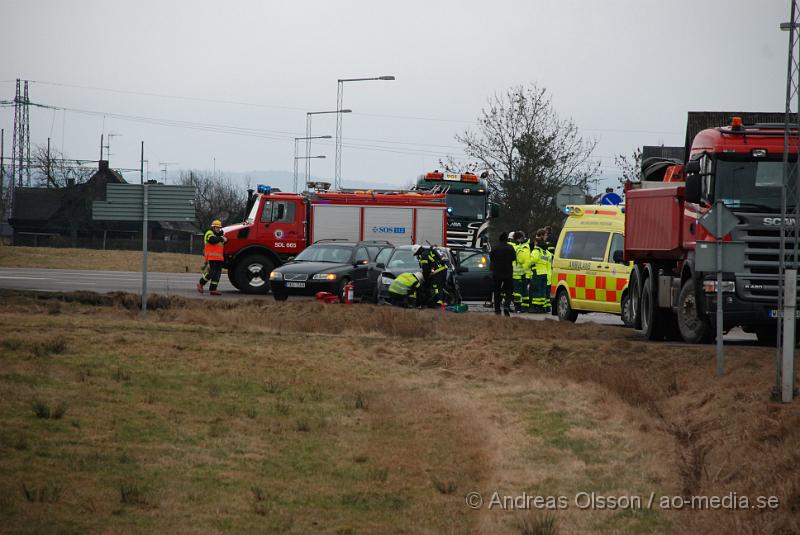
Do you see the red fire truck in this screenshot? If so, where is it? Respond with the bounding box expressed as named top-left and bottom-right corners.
top-left (625, 112), bottom-right (794, 344)
top-left (222, 185), bottom-right (448, 293)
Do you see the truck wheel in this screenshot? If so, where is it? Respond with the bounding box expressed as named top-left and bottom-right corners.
top-left (556, 288), bottom-right (578, 322)
top-left (620, 291), bottom-right (635, 328)
top-left (234, 254), bottom-right (273, 294)
top-left (629, 272), bottom-right (643, 330)
top-left (227, 270), bottom-right (242, 291)
top-left (677, 279), bottom-right (712, 343)
top-left (641, 277), bottom-right (666, 341)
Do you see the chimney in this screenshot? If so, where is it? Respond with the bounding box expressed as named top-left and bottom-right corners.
top-left (99, 160), bottom-right (109, 171)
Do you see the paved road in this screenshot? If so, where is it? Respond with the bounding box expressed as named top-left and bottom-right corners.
top-left (0, 266), bottom-right (758, 343)
top-left (0, 267), bottom-right (249, 299)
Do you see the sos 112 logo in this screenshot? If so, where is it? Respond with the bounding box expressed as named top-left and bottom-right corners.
top-left (371, 227), bottom-right (406, 234)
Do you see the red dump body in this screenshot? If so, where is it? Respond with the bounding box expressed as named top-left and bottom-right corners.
top-left (624, 184), bottom-right (689, 261)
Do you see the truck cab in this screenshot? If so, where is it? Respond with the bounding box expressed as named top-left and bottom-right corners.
top-left (222, 187), bottom-right (307, 293)
top-left (415, 171), bottom-right (496, 248)
top-left (625, 113), bottom-right (798, 344)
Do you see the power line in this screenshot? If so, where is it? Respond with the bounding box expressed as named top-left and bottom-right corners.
top-left (25, 79), bottom-right (681, 135)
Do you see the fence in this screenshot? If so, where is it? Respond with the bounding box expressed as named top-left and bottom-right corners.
top-left (12, 232), bottom-right (204, 254)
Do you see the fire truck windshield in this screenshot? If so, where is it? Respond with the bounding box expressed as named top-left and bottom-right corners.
top-left (715, 158), bottom-right (789, 212)
top-left (447, 193), bottom-right (486, 220)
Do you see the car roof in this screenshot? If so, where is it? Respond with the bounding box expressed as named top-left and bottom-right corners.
top-left (311, 240), bottom-right (393, 247)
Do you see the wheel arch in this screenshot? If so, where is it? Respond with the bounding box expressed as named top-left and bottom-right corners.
top-left (229, 245), bottom-right (282, 270)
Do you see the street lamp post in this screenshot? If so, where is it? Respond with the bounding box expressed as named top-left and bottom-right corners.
top-left (294, 135), bottom-right (331, 192)
top-left (306, 109), bottom-right (351, 187)
top-left (335, 75), bottom-right (395, 189)
top-left (295, 155), bottom-right (326, 191)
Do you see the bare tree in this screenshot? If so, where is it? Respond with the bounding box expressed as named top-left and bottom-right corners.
top-left (179, 170), bottom-right (248, 231)
top-left (457, 84), bottom-right (599, 234)
top-left (614, 147), bottom-right (642, 186)
top-left (30, 144), bottom-right (94, 188)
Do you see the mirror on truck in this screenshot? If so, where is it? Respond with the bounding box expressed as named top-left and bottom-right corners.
top-left (490, 203), bottom-right (500, 218)
top-left (612, 250), bottom-right (625, 264)
top-left (685, 174), bottom-right (702, 204)
top-left (685, 160), bottom-right (701, 174)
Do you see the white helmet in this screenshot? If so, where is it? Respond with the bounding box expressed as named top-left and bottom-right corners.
top-left (507, 232), bottom-right (515, 241)
top-left (411, 244), bottom-right (423, 256)
top-left (414, 272), bottom-right (424, 283)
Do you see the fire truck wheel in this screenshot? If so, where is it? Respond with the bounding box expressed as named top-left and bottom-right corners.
top-left (620, 291), bottom-right (635, 328)
top-left (234, 254), bottom-right (273, 294)
top-left (227, 270), bottom-right (242, 291)
top-left (338, 277), bottom-right (351, 303)
top-left (556, 288), bottom-right (578, 322)
top-left (641, 276), bottom-right (667, 341)
top-left (677, 279), bottom-right (712, 343)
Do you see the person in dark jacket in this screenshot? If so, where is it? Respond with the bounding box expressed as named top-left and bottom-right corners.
top-left (489, 231), bottom-right (516, 316)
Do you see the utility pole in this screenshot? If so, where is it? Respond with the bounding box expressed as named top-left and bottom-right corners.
top-left (23, 80), bottom-right (30, 187)
top-left (1, 128), bottom-right (4, 220)
top-left (777, 0), bottom-right (800, 402)
top-left (140, 141), bottom-right (144, 185)
top-left (159, 162), bottom-right (177, 184)
top-left (46, 138), bottom-right (51, 188)
top-left (12, 79), bottom-right (31, 189)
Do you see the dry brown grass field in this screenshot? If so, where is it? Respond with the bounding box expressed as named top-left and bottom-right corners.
top-left (0, 246), bottom-right (201, 273)
top-left (0, 290), bottom-right (797, 534)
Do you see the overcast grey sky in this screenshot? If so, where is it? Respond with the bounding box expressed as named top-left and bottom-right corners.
top-left (0, 0), bottom-right (790, 191)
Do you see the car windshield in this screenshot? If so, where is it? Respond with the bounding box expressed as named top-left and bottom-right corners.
top-left (715, 158), bottom-right (790, 212)
top-left (387, 250), bottom-right (420, 270)
top-left (294, 245), bottom-right (352, 263)
top-left (447, 193), bottom-right (486, 220)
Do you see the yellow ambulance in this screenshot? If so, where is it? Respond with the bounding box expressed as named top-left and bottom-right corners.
top-left (551, 205), bottom-right (633, 325)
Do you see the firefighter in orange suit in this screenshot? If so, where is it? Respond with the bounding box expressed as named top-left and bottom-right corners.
top-left (197, 219), bottom-right (227, 296)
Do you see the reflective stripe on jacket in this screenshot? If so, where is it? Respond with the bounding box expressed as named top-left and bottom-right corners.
top-left (532, 244), bottom-right (552, 278)
top-left (204, 230), bottom-right (225, 262)
top-left (388, 272), bottom-right (419, 295)
top-left (419, 249), bottom-right (446, 275)
top-left (513, 241), bottom-right (531, 279)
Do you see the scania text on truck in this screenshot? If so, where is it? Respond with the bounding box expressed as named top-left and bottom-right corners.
top-left (415, 171), bottom-right (497, 247)
top-left (222, 185), bottom-right (448, 293)
top-left (624, 112), bottom-right (796, 344)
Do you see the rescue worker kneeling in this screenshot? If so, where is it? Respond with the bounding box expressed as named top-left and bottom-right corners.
top-left (388, 271), bottom-right (423, 308)
top-left (413, 244), bottom-right (447, 307)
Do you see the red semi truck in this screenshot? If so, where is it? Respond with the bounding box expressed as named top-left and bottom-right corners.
top-left (222, 185), bottom-right (448, 293)
top-left (625, 112), bottom-right (795, 344)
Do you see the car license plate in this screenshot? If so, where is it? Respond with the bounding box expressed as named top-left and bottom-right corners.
top-left (768, 309), bottom-right (800, 318)
top-left (286, 282), bottom-right (305, 288)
